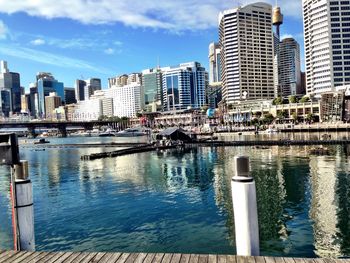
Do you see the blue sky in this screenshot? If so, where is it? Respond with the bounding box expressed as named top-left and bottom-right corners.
top-left (0, 0), bottom-right (304, 91)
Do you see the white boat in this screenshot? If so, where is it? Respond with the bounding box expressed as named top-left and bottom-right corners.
top-left (266, 128), bottom-right (278, 134)
top-left (115, 128), bottom-right (147, 137)
top-left (99, 129), bottom-right (116, 137)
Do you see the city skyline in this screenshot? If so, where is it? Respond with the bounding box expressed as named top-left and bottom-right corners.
top-left (0, 0), bottom-right (304, 90)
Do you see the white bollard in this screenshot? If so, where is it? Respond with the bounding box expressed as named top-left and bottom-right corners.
top-left (12, 160), bottom-right (35, 251)
top-left (231, 156), bottom-right (259, 256)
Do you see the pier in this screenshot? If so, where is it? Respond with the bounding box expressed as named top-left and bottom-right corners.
top-left (79, 139), bottom-right (350, 160)
top-left (0, 251), bottom-right (340, 263)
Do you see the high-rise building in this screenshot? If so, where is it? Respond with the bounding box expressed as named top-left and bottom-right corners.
top-left (64, 87), bottom-right (77, 105)
top-left (108, 74), bottom-right (128, 88)
top-left (279, 38), bottom-right (302, 96)
top-left (84, 78), bottom-right (101, 100)
top-left (209, 43), bottom-right (222, 84)
top-left (105, 83), bottom-right (143, 118)
top-left (45, 92), bottom-right (62, 119)
top-left (303, 0), bottom-right (350, 95)
top-left (36, 73), bottom-right (64, 118)
top-left (75, 79), bottom-right (86, 102)
top-left (219, 3), bottom-right (275, 104)
top-left (29, 83), bottom-right (38, 117)
top-left (21, 94), bottom-right (31, 113)
top-left (142, 68), bottom-right (163, 112)
top-left (0, 61), bottom-right (22, 116)
top-left (162, 62), bottom-right (207, 111)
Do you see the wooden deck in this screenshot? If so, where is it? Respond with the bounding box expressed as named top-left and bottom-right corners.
top-left (0, 251), bottom-right (346, 263)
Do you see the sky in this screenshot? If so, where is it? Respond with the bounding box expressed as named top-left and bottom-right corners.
top-left (0, 0), bottom-right (304, 91)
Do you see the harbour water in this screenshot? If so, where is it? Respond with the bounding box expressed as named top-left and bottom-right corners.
top-left (1, 133), bottom-right (350, 258)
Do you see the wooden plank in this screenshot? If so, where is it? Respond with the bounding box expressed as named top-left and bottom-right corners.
top-left (0, 251), bottom-right (16, 262)
top-left (254, 257), bottom-right (265, 263)
top-left (42, 252), bottom-right (65, 263)
top-left (80, 252), bottom-right (98, 263)
top-left (0, 251), bottom-right (28, 263)
top-left (293, 258), bottom-right (305, 263)
top-left (134, 253), bottom-right (148, 263)
top-left (303, 258), bottom-right (316, 263)
top-left (198, 255), bottom-right (208, 263)
top-left (282, 258), bottom-right (295, 263)
top-left (161, 253), bottom-right (173, 263)
top-left (273, 256), bottom-right (285, 263)
top-left (179, 254), bottom-right (190, 263)
top-left (152, 253), bottom-right (165, 263)
top-left (208, 255), bottom-right (217, 263)
top-left (189, 254), bottom-right (200, 263)
top-left (227, 255), bottom-right (236, 263)
top-left (25, 252), bottom-right (58, 263)
top-left (170, 254), bottom-right (182, 263)
top-left (6, 252), bottom-right (32, 263)
top-left (89, 252), bottom-right (107, 263)
top-left (63, 252), bottom-right (83, 263)
top-left (236, 256), bottom-right (247, 263)
top-left (125, 253), bottom-right (139, 263)
top-left (246, 256), bottom-right (256, 263)
top-left (217, 255), bottom-right (227, 263)
top-left (97, 253), bottom-right (117, 263)
top-left (143, 253), bottom-right (156, 263)
top-left (0, 251), bottom-right (8, 260)
top-left (265, 257), bottom-right (275, 263)
top-left (115, 253), bottom-right (131, 263)
top-left (16, 252), bottom-right (45, 263)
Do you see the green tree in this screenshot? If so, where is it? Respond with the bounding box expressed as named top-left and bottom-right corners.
top-left (292, 112), bottom-right (298, 123)
top-left (277, 110), bottom-right (288, 120)
top-left (289, 95), bottom-right (298, 104)
top-left (272, 97), bottom-right (283, 105)
top-left (300, 96), bottom-right (310, 103)
top-left (136, 112), bottom-right (143, 118)
top-left (262, 113), bottom-right (275, 124)
top-left (305, 113), bottom-right (315, 123)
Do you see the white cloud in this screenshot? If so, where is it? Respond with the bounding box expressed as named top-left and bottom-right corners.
top-left (0, 20), bottom-right (8, 39)
top-left (104, 48), bottom-right (115, 55)
top-left (0, 44), bottom-right (113, 74)
top-left (30, 38), bottom-right (45, 45)
top-left (0, 0), bottom-right (302, 31)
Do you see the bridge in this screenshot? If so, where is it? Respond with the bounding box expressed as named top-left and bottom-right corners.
top-left (0, 120), bottom-right (130, 137)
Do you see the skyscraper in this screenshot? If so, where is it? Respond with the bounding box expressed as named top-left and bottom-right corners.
top-left (64, 87), bottom-right (77, 105)
top-left (84, 78), bottom-right (101, 100)
top-left (279, 38), bottom-right (302, 96)
top-left (75, 79), bottom-right (86, 102)
top-left (162, 62), bottom-right (207, 111)
top-left (219, 3), bottom-right (275, 104)
top-left (208, 42), bottom-right (221, 84)
top-left (303, 0), bottom-right (350, 95)
top-left (36, 73), bottom-right (64, 118)
top-left (0, 61), bottom-right (22, 116)
top-left (45, 92), bottom-right (62, 119)
top-left (142, 68), bottom-right (163, 112)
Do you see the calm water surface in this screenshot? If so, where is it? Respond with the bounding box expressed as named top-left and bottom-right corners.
top-left (1, 133), bottom-right (350, 258)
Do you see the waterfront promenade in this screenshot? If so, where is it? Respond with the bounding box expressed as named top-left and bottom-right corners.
top-left (0, 251), bottom-right (338, 263)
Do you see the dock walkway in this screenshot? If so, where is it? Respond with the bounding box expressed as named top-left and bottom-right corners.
top-left (0, 251), bottom-right (342, 263)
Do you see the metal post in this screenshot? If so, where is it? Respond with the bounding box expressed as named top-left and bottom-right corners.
top-left (231, 156), bottom-right (259, 256)
top-left (11, 160), bottom-right (35, 251)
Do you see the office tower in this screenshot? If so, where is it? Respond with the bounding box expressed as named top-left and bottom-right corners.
top-left (64, 87), bottom-right (77, 105)
top-left (21, 94), bottom-right (31, 113)
top-left (36, 72), bottom-right (64, 118)
top-left (75, 79), bottom-right (86, 102)
top-left (105, 83), bottom-right (143, 118)
top-left (142, 68), bottom-right (163, 112)
top-left (73, 99), bottom-right (102, 121)
top-left (90, 90), bottom-right (114, 117)
top-left (303, 0), bottom-right (350, 95)
top-left (29, 83), bottom-right (38, 117)
top-left (219, 3), bottom-right (275, 104)
top-left (108, 74), bottom-right (128, 88)
top-left (162, 62), bottom-right (207, 111)
top-left (84, 78), bottom-right (101, 100)
top-left (0, 61), bottom-right (22, 116)
top-left (279, 38), bottom-right (302, 96)
top-left (127, 73), bottom-right (142, 85)
top-left (45, 92), bottom-right (62, 119)
top-left (208, 42), bottom-right (222, 84)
